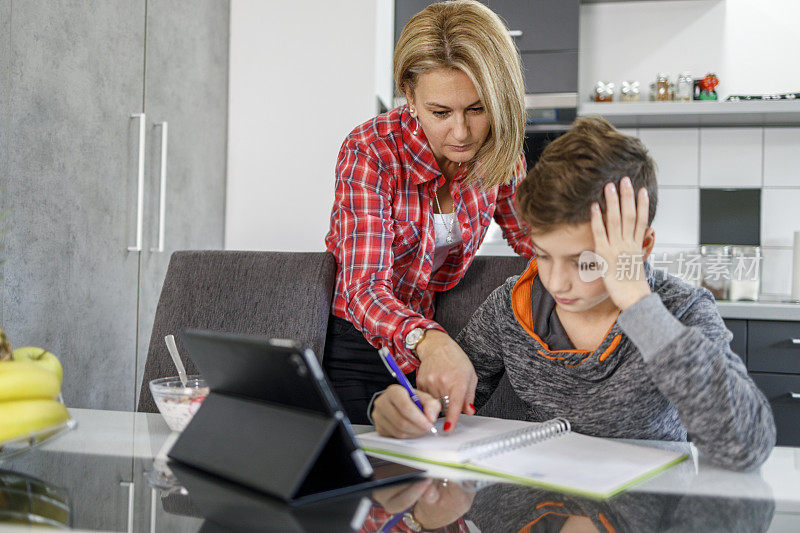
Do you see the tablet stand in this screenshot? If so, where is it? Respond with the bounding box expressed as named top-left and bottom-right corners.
top-left (168, 392), bottom-right (371, 504)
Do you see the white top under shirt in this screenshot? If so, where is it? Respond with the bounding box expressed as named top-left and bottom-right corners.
top-left (432, 212), bottom-right (463, 272)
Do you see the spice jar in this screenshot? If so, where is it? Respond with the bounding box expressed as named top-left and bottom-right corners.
top-left (676, 72), bottom-right (693, 101)
top-left (655, 73), bottom-right (671, 101)
top-left (700, 245), bottom-right (731, 300)
top-left (620, 81), bottom-right (640, 102)
top-left (728, 246), bottom-right (761, 301)
top-left (593, 81), bottom-right (615, 102)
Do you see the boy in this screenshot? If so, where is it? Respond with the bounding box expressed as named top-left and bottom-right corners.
top-left (371, 116), bottom-right (775, 470)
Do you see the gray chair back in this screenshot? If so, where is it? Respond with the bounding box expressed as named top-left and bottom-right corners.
top-left (434, 255), bottom-right (532, 420)
top-left (137, 251), bottom-right (335, 413)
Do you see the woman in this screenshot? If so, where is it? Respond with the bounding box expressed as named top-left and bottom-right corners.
top-left (323, 0), bottom-right (534, 425)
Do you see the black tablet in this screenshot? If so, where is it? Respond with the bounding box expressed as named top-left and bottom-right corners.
top-left (168, 328), bottom-right (422, 504)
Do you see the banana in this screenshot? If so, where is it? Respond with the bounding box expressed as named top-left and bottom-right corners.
top-left (0, 361), bottom-right (61, 402)
top-left (0, 399), bottom-right (70, 442)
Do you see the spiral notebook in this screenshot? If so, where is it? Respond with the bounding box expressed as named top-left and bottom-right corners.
top-left (357, 415), bottom-right (688, 498)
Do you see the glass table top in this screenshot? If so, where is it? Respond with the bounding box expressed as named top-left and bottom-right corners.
top-left (0, 408), bottom-right (798, 532)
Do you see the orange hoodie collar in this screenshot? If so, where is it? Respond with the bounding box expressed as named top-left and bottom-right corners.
top-left (511, 258), bottom-right (622, 359)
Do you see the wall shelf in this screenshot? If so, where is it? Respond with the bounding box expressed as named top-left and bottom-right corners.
top-left (578, 100), bottom-right (800, 128)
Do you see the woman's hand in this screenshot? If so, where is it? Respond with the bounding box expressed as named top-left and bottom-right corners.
top-left (373, 385), bottom-right (441, 438)
top-left (411, 480), bottom-right (476, 530)
top-left (371, 479), bottom-right (475, 531)
top-left (371, 479), bottom-right (434, 514)
top-left (590, 176), bottom-right (652, 311)
top-left (415, 330), bottom-right (477, 432)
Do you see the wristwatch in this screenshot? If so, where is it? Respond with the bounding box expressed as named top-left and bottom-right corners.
top-left (402, 509), bottom-right (428, 532)
top-left (405, 327), bottom-right (427, 354)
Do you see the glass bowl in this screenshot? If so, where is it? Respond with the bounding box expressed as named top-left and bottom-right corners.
top-left (149, 376), bottom-right (209, 432)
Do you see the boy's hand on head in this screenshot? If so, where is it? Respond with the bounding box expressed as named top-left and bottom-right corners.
top-left (590, 176), bottom-right (652, 311)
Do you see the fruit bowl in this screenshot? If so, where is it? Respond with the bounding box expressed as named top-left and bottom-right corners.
top-left (149, 376), bottom-right (209, 432)
top-left (0, 397), bottom-right (76, 461)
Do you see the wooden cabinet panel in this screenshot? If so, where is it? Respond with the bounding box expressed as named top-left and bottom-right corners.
top-left (3, 0), bottom-right (145, 410)
top-left (135, 0), bottom-right (229, 405)
top-left (747, 320), bottom-right (800, 374)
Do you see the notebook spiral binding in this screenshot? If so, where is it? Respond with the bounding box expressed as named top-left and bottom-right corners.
top-left (459, 418), bottom-right (571, 460)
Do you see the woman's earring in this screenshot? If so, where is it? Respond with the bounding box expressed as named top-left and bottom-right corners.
top-left (409, 107), bottom-right (419, 135)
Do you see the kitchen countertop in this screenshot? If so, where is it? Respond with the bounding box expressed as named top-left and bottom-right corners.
top-left (717, 298), bottom-right (800, 321)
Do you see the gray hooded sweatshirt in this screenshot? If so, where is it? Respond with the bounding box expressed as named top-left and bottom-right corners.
top-left (457, 259), bottom-right (775, 470)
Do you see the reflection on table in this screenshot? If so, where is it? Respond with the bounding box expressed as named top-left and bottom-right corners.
top-left (0, 408), bottom-right (798, 532)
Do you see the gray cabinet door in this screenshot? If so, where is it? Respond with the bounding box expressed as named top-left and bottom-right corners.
top-left (489, 0), bottom-right (579, 52)
top-left (521, 51), bottom-right (579, 93)
top-left (135, 0), bottom-right (229, 401)
top-left (2, 0), bottom-right (145, 410)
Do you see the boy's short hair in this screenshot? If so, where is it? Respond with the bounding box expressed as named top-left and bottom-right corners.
top-left (516, 116), bottom-right (658, 234)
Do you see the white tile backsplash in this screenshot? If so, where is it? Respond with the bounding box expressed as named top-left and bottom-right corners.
top-left (638, 128), bottom-right (699, 186)
top-left (761, 189), bottom-right (800, 247)
top-left (764, 127), bottom-right (800, 187)
top-left (652, 188), bottom-right (699, 246)
top-left (699, 128), bottom-right (763, 187)
top-left (760, 247), bottom-right (794, 296)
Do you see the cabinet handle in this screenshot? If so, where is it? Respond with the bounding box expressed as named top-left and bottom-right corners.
top-left (128, 113), bottom-right (146, 252)
top-left (120, 481), bottom-right (134, 533)
top-left (151, 122), bottom-right (168, 252)
top-left (791, 338), bottom-right (800, 345)
top-left (792, 393), bottom-right (800, 400)
top-left (508, 30), bottom-right (523, 38)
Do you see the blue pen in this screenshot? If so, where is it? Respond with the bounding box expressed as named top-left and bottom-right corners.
top-left (378, 347), bottom-right (438, 435)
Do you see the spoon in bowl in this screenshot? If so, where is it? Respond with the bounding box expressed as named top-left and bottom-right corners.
top-left (164, 335), bottom-right (188, 387)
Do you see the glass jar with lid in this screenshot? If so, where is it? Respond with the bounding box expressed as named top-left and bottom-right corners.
top-left (676, 72), bottom-right (693, 101)
top-left (728, 246), bottom-right (761, 301)
top-left (656, 73), bottom-right (671, 101)
top-left (700, 245), bottom-right (732, 300)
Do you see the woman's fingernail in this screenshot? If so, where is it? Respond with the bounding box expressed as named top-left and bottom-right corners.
top-left (469, 403), bottom-right (476, 413)
top-left (444, 422), bottom-right (452, 431)
top-left (607, 182), bottom-right (616, 192)
top-left (592, 202), bottom-right (600, 212)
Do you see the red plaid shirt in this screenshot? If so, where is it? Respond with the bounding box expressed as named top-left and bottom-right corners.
top-left (325, 106), bottom-right (534, 371)
top-left (360, 505), bottom-right (470, 533)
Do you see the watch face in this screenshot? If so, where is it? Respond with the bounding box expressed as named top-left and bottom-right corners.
top-left (405, 328), bottom-right (424, 349)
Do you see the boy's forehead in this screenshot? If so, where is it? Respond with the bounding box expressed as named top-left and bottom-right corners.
top-left (530, 223), bottom-right (595, 254)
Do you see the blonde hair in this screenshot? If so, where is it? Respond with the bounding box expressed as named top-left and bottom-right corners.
top-left (394, 0), bottom-right (525, 190)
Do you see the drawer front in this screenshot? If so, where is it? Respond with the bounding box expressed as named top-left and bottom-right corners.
top-left (747, 320), bottom-right (800, 374)
top-left (723, 318), bottom-right (747, 364)
top-left (750, 372), bottom-right (800, 447)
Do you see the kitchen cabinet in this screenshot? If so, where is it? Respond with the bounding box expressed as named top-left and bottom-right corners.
top-left (0, 0), bottom-right (228, 410)
top-left (394, 0), bottom-right (580, 95)
top-left (726, 318), bottom-right (800, 446)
